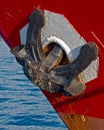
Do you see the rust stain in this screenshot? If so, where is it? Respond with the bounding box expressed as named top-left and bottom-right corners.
top-left (59, 113), bottom-right (104, 130)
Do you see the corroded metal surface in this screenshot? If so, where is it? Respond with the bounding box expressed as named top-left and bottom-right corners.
top-left (59, 113), bottom-right (104, 130)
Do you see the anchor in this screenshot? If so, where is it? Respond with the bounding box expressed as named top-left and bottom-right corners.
top-left (11, 9), bottom-right (98, 96)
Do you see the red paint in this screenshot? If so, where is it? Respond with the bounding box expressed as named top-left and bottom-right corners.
top-left (0, 0), bottom-right (104, 119)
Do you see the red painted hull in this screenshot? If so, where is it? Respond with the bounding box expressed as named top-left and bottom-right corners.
top-left (0, 0), bottom-right (104, 129)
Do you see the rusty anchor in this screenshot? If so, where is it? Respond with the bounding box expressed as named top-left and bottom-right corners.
top-left (11, 9), bottom-right (98, 96)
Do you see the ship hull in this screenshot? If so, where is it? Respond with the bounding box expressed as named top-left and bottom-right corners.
top-left (0, 1), bottom-right (104, 129)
